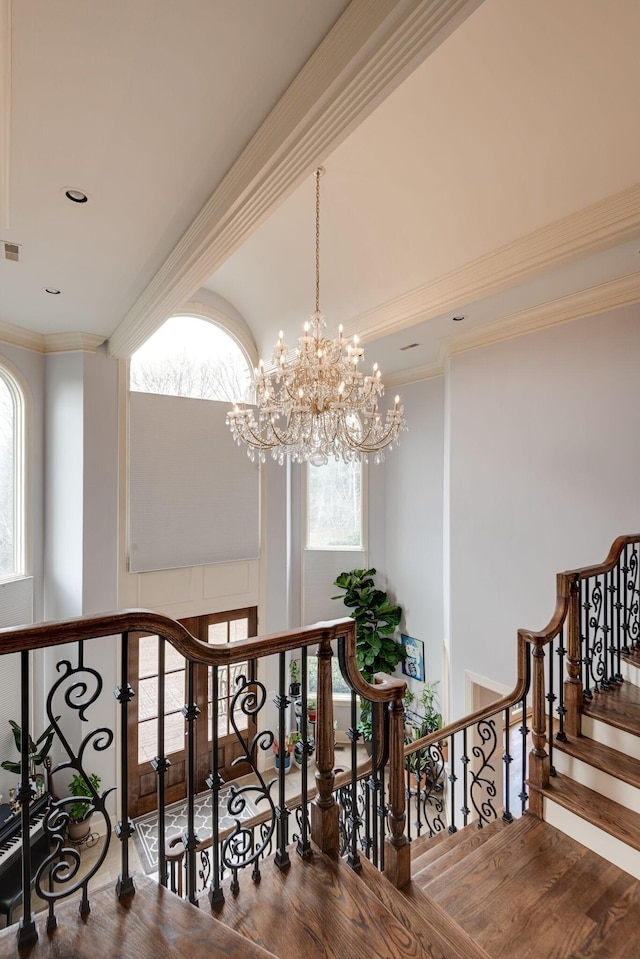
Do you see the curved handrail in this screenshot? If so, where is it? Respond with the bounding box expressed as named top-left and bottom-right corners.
top-left (518, 535), bottom-right (640, 650)
top-left (403, 632), bottom-right (529, 759)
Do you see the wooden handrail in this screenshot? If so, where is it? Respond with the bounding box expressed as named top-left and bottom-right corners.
top-left (518, 534), bottom-right (640, 813)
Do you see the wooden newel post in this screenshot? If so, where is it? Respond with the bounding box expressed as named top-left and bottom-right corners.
top-left (564, 577), bottom-right (583, 738)
top-left (528, 639), bottom-right (550, 818)
top-left (384, 695), bottom-right (410, 888)
top-left (310, 634), bottom-right (340, 855)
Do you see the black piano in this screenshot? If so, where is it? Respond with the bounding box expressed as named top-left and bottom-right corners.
top-left (0, 793), bottom-right (51, 926)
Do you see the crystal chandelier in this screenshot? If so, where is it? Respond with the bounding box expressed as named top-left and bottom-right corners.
top-left (227, 167), bottom-right (407, 466)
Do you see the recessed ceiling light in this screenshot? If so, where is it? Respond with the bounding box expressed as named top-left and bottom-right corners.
top-left (44, 287), bottom-right (61, 295)
top-left (63, 188), bottom-right (88, 203)
top-left (452, 315), bottom-right (466, 322)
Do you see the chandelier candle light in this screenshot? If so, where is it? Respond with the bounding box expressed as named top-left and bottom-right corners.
top-left (227, 167), bottom-right (407, 466)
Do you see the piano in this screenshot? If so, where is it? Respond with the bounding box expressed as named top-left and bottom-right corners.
top-left (0, 793), bottom-right (51, 925)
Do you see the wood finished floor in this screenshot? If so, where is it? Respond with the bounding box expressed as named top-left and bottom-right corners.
top-left (412, 815), bottom-right (640, 959)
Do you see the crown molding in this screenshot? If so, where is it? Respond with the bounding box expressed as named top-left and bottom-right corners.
top-left (0, 0), bottom-right (11, 230)
top-left (0, 320), bottom-right (106, 354)
top-left (384, 271), bottom-right (640, 387)
top-left (107, 0), bottom-right (482, 358)
top-left (350, 183), bottom-right (640, 343)
top-left (443, 271), bottom-right (640, 357)
top-left (43, 332), bottom-right (107, 354)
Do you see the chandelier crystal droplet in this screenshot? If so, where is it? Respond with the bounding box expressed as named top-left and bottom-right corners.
top-left (226, 167), bottom-right (408, 466)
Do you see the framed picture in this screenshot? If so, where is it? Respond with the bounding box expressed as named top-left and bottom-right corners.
top-left (401, 634), bottom-right (424, 682)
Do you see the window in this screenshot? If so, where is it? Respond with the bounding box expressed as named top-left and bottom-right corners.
top-left (0, 363), bottom-right (25, 579)
top-left (307, 458), bottom-right (362, 548)
top-left (130, 315), bottom-right (253, 403)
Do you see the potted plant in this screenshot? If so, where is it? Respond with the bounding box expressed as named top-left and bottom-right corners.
top-left (306, 698), bottom-right (317, 724)
top-left (67, 771), bottom-right (101, 841)
top-left (404, 681), bottom-right (444, 792)
top-left (289, 658), bottom-right (301, 698)
top-left (332, 568), bottom-right (405, 743)
top-left (272, 739), bottom-right (292, 774)
top-left (1, 717), bottom-right (59, 796)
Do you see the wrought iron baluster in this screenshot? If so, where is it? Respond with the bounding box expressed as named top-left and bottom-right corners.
top-left (615, 553), bottom-right (623, 676)
top-left (461, 727), bottom-right (469, 827)
top-left (547, 638), bottom-right (555, 776)
top-left (370, 701), bottom-right (379, 867)
top-left (379, 754), bottom-right (386, 872)
top-left (297, 646), bottom-right (311, 859)
top-left (152, 635), bottom-right (169, 890)
top-left (115, 632), bottom-right (135, 901)
top-left (182, 659), bottom-right (200, 904)
top-left (582, 579), bottom-right (592, 700)
top-left (17, 648), bottom-right (37, 948)
top-left (274, 651), bottom-right (290, 870)
top-left (503, 707), bottom-right (513, 822)
top-left (346, 687), bottom-right (361, 870)
top-left (556, 627), bottom-right (567, 742)
top-left (207, 663), bottom-right (224, 906)
top-left (519, 647), bottom-right (530, 814)
top-left (603, 570), bottom-right (611, 688)
top-left (448, 733), bottom-right (457, 834)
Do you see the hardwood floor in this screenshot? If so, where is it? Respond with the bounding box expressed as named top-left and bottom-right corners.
top-left (409, 815), bottom-right (640, 959)
top-left (0, 875), bottom-right (275, 959)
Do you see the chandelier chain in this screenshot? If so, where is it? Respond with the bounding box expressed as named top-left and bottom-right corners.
top-left (315, 168), bottom-right (321, 315)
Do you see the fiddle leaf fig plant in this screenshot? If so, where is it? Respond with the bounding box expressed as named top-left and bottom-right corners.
top-left (332, 568), bottom-right (405, 739)
top-left (1, 718), bottom-right (59, 777)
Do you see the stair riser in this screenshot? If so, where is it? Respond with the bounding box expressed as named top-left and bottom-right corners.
top-left (582, 715), bottom-right (640, 761)
top-left (553, 750), bottom-right (640, 814)
top-left (620, 659), bottom-right (640, 685)
top-left (543, 797), bottom-right (640, 880)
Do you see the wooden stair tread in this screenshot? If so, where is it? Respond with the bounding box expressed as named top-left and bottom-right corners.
top-left (413, 814), bottom-right (539, 894)
top-left (0, 873), bottom-right (275, 959)
top-left (208, 846), bottom-right (430, 959)
top-left (534, 771), bottom-right (640, 852)
top-left (412, 818), bottom-right (512, 882)
top-left (353, 853), bottom-right (491, 959)
top-left (430, 819), bottom-right (640, 959)
top-left (621, 649), bottom-right (640, 669)
top-left (583, 681), bottom-right (640, 737)
top-left (555, 732), bottom-right (640, 788)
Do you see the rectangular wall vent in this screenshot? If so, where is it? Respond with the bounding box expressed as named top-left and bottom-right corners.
top-left (3, 242), bottom-right (20, 261)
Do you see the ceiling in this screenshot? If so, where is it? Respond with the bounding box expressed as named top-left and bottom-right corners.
top-left (1, 0), bottom-right (640, 381)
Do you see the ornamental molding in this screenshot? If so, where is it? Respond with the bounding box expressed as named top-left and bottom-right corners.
top-left (350, 182), bottom-right (640, 343)
top-left (383, 271), bottom-right (640, 388)
top-left (107, 0), bottom-right (481, 358)
top-left (0, 319), bottom-right (106, 354)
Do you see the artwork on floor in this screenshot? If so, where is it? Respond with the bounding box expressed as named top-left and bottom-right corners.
top-left (401, 634), bottom-right (425, 682)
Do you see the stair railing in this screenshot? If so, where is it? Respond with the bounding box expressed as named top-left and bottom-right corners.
top-left (0, 609), bottom-right (409, 949)
top-left (401, 634), bottom-right (531, 841)
top-left (520, 534), bottom-right (639, 815)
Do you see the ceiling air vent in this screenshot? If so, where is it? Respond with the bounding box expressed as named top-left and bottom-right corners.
top-left (3, 242), bottom-right (20, 262)
top-left (400, 342), bottom-right (420, 351)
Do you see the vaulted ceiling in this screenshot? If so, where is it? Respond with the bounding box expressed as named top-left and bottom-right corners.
top-left (1, 0), bottom-right (639, 381)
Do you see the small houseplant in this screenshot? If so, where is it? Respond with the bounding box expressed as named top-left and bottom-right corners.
top-left (289, 658), bottom-right (301, 698)
top-left (67, 771), bottom-right (101, 841)
top-left (332, 568), bottom-right (405, 741)
top-left (1, 717), bottom-right (59, 795)
top-left (405, 681), bottom-right (444, 789)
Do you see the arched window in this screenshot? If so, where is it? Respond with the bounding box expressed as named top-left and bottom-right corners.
top-left (130, 315), bottom-right (253, 403)
top-left (0, 361), bottom-right (26, 579)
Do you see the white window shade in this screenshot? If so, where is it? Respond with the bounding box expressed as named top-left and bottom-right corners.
top-left (129, 393), bottom-right (259, 573)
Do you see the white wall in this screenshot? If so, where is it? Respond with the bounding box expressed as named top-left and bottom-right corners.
top-left (376, 377), bottom-right (445, 705)
top-left (447, 305), bottom-right (640, 717)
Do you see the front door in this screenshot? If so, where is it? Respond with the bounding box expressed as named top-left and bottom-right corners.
top-left (127, 607), bottom-right (257, 818)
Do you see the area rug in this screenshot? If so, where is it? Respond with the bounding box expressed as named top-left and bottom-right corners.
top-left (133, 788), bottom-right (258, 874)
